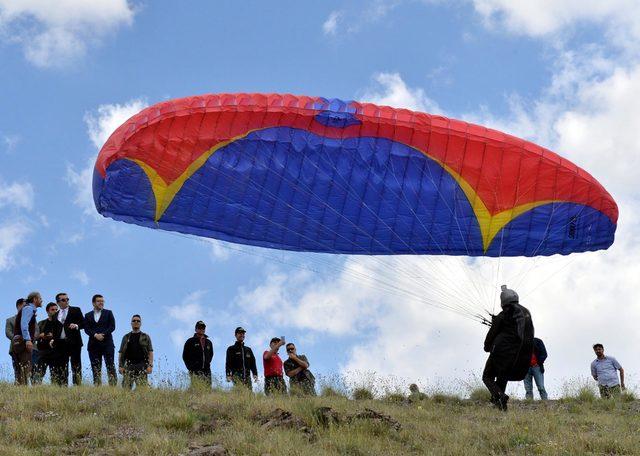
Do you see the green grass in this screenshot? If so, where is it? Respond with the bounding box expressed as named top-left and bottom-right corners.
top-left (0, 383), bottom-right (639, 455)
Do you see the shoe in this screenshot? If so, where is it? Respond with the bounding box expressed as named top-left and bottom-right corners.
top-left (498, 393), bottom-right (509, 411)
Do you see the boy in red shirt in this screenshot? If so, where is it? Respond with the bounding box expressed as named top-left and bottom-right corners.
top-left (263, 337), bottom-right (286, 395)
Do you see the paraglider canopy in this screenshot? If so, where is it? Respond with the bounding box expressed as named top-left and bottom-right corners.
top-left (94, 93), bottom-right (617, 258)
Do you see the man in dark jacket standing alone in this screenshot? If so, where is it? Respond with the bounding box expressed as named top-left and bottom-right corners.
top-left (225, 327), bottom-right (257, 390)
top-left (524, 337), bottom-right (548, 400)
top-left (84, 294), bottom-right (117, 386)
top-left (182, 321), bottom-right (214, 387)
top-left (55, 292), bottom-right (85, 385)
top-left (482, 285), bottom-right (534, 411)
top-left (118, 314), bottom-right (153, 389)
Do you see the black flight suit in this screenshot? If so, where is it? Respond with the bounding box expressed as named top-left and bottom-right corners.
top-left (482, 302), bottom-right (534, 401)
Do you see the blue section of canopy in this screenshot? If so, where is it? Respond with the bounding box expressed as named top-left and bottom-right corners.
top-left (95, 127), bottom-right (616, 257)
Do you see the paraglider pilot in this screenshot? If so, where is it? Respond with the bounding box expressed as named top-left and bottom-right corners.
top-left (482, 285), bottom-right (534, 410)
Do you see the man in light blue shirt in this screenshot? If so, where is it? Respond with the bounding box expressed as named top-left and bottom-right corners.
top-left (591, 343), bottom-right (625, 398)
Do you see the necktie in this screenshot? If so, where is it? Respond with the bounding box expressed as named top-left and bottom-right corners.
top-left (60, 309), bottom-right (67, 339)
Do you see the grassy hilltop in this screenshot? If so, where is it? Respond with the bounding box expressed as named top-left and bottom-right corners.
top-left (0, 383), bottom-right (639, 455)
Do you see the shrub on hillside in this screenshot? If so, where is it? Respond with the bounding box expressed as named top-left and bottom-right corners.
top-left (431, 393), bottom-right (462, 404)
top-left (576, 386), bottom-right (597, 402)
top-left (353, 388), bottom-right (374, 401)
top-left (320, 386), bottom-right (348, 399)
top-left (469, 387), bottom-right (491, 402)
top-left (383, 392), bottom-right (406, 404)
top-left (620, 390), bottom-right (636, 402)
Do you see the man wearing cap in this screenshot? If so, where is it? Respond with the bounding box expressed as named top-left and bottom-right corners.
top-left (182, 321), bottom-right (214, 387)
top-left (263, 337), bottom-right (287, 395)
top-left (482, 285), bottom-right (534, 411)
top-left (225, 327), bottom-right (257, 390)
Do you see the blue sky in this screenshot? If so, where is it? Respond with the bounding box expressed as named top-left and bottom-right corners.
top-left (1, 1), bottom-right (639, 396)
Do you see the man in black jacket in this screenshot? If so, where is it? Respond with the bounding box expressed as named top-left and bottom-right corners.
top-left (225, 327), bottom-right (257, 390)
top-left (182, 321), bottom-right (214, 387)
top-left (35, 302), bottom-right (66, 385)
top-left (482, 285), bottom-right (534, 411)
top-left (84, 294), bottom-right (117, 386)
top-left (55, 292), bottom-right (85, 385)
top-left (118, 314), bottom-right (153, 389)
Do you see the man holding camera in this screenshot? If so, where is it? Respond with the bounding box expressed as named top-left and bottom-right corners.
top-left (263, 337), bottom-right (286, 396)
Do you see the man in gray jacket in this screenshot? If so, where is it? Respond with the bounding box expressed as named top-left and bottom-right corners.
top-left (5, 299), bottom-right (25, 384)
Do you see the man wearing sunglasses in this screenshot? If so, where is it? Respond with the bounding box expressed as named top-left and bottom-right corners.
top-left (55, 293), bottom-right (85, 385)
top-left (118, 314), bottom-right (154, 389)
top-left (284, 342), bottom-right (316, 396)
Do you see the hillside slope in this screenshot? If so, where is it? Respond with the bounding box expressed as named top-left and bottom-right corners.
top-left (0, 384), bottom-right (638, 455)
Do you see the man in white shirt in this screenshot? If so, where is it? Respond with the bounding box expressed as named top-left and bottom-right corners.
top-left (83, 294), bottom-right (117, 386)
top-left (55, 293), bottom-right (85, 385)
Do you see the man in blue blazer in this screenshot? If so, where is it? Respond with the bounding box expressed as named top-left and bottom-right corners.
top-left (84, 294), bottom-right (117, 386)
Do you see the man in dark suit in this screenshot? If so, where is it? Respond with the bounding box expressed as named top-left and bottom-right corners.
top-left (83, 294), bottom-right (117, 386)
top-left (5, 298), bottom-right (26, 384)
top-left (55, 292), bottom-right (85, 385)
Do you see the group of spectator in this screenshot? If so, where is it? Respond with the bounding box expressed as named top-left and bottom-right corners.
top-left (6, 291), bottom-right (316, 396)
top-left (6, 292), bottom-right (153, 389)
top-left (6, 288), bottom-right (626, 402)
top-left (183, 325), bottom-right (315, 396)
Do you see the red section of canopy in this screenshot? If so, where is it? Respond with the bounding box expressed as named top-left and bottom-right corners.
top-left (95, 93), bottom-right (618, 223)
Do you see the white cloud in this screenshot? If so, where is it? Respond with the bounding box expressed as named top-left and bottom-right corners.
top-left (71, 269), bottom-right (90, 286)
top-left (233, 265), bottom-right (383, 335)
top-left (208, 239), bottom-right (230, 261)
top-left (0, 221), bottom-right (30, 271)
top-left (67, 98), bottom-right (147, 218)
top-left (0, 0), bottom-right (135, 68)
top-left (84, 99), bottom-right (147, 150)
top-left (321, 1), bottom-right (402, 36)
top-left (471, 0), bottom-right (640, 45)
top-left (1, 133), bottom-right (19, 153)
top-left (0, 179), bottom-right (34, 210)
top-left (322, 11), bottom-right (341, 36)
top-left (66, 156), bottom-right (97, 218)
top-left (553, 65), bottom-right (640, 198)
top-left (165, 290), bottom-right (222, 350)
top-left (359, 72), bottom-right (442, 114)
